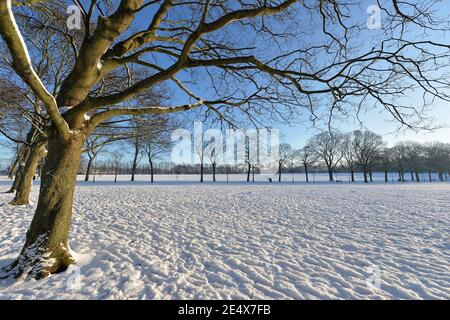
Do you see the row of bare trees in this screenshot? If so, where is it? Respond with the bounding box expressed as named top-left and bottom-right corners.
top-left (78, 128), bottom-right (449, 184)
top-left (276, 131), bottom-right (450, 183)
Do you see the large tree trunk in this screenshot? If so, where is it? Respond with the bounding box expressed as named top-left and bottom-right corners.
top-left (212, 162), bottom-right (216, 182)
top-left (84, 156), bottom-right (93, 181)
top-left (5, 132), bottom-right (86, 279)
top-left (246, 163), bottom-right (251, 182)
top-left (10, 142), bottom-right (46, 206)
top-left (304, 164), bottom-right (309, 183)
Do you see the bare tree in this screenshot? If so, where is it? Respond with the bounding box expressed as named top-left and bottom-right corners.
top-left (392, 143), bottom-right (407, 182)
top-left (204, 130), bottom-right (224, 182)
top-left (310, 132), bottom-right (344, 182)
top-left (403, 141), bottom-right (423, 182)
top-left (109, 150), bottom-right (124, 183)
top-left (141, 117), bottom-right (173, 183)
top-left (296, 145), bottom-right (317, 183)
top-left (83, 128), bottom-right (128, 181)
top-left (277, 143), bottom-right (292, 182)
top-left (341, 133), bottom-right (356, 182)
top-left (353, 130), bottom-right (385, 183)
top-left (379, 148), bottom-right (392, 183)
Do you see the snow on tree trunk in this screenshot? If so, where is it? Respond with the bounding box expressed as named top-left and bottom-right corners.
top-left (5, 132), bottom-right (86, 279)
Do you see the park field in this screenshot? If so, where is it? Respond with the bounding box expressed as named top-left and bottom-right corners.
top-left (0, 177), bottom-right (449, 299)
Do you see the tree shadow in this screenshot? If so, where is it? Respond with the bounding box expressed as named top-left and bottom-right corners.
top-left (0, 258), bottom-right (17, 286)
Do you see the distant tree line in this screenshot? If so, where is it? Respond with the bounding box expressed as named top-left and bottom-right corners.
top-left (275, 130), bottom-right (450, 183)
top-left (71, 129), bottom-right (450, 184)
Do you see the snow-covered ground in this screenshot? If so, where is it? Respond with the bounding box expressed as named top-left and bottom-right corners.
top-left (0, 176), bottom-right (449, 299)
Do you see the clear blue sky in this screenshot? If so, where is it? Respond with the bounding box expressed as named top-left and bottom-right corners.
top-left (1, 0), bottom-right (450, 170)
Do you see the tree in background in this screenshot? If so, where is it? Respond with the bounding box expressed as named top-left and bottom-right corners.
top-left (296, 145), bottom-right (317, 183)
top-left (341, 133), bottom-right (357, 182)
top-left (141, 116), bottom-right (174, 183)
top-left (352, 130), bottom-right (385, 183)
top-left (379, 148), bottom-right (392, 183)
top-left (392, 143), bottom-right (407, 182)
top-left (310, 132), bottom-right (344, 182)
top-left (277, 143), bottom-right (293, 182)
top-left (403, 142), bottom-right (423, 182)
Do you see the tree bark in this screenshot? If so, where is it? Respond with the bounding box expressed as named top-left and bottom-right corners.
top-left (415, 171), bottom-right (420, 182)
top-left (200, 162), bottom-right (204, 182)
top-left (410, 171), bottom-right (414, 181)
top-left (328, 167), bottom-right (334, 182)
top-left (212, 162), bottom-right (216, 182)
top-left (10, 142), bottom-right (46, 206)
top-left (84, 156), bottom-right (93, 182)
top-left (384, 171), bottom-right (388, 183)
top-left (369, 170), bottom-right (373, 182)
top-left (7, 147), bottom-right (24, 179)
top-left (149, 156), bottom-right (154, 183)
top-left (131, 143), bottom-right (139, 182)
top-left (304, 164), bottom-right (309, 182)
top-left (363, 169), bottom-right (368, 183)
top-left (5, 132), bottom-right (86, 279)
top-left (350, 169), bottom-right (355, 182)
top-left (278, 162), bottom-right (282, 182)
top-left (6, 159), bottom-right (25, 193)
top-left (246, 163), bottom-right (251, 182)
top-left (428, 171), bottom-right (432, 182)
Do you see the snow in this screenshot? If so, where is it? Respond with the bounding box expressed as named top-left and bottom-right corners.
top-left (0, 176), bottom-right (449, 299)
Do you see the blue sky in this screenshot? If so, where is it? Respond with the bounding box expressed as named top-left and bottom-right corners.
top-left (1, 1), bottom-right (450, 170)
